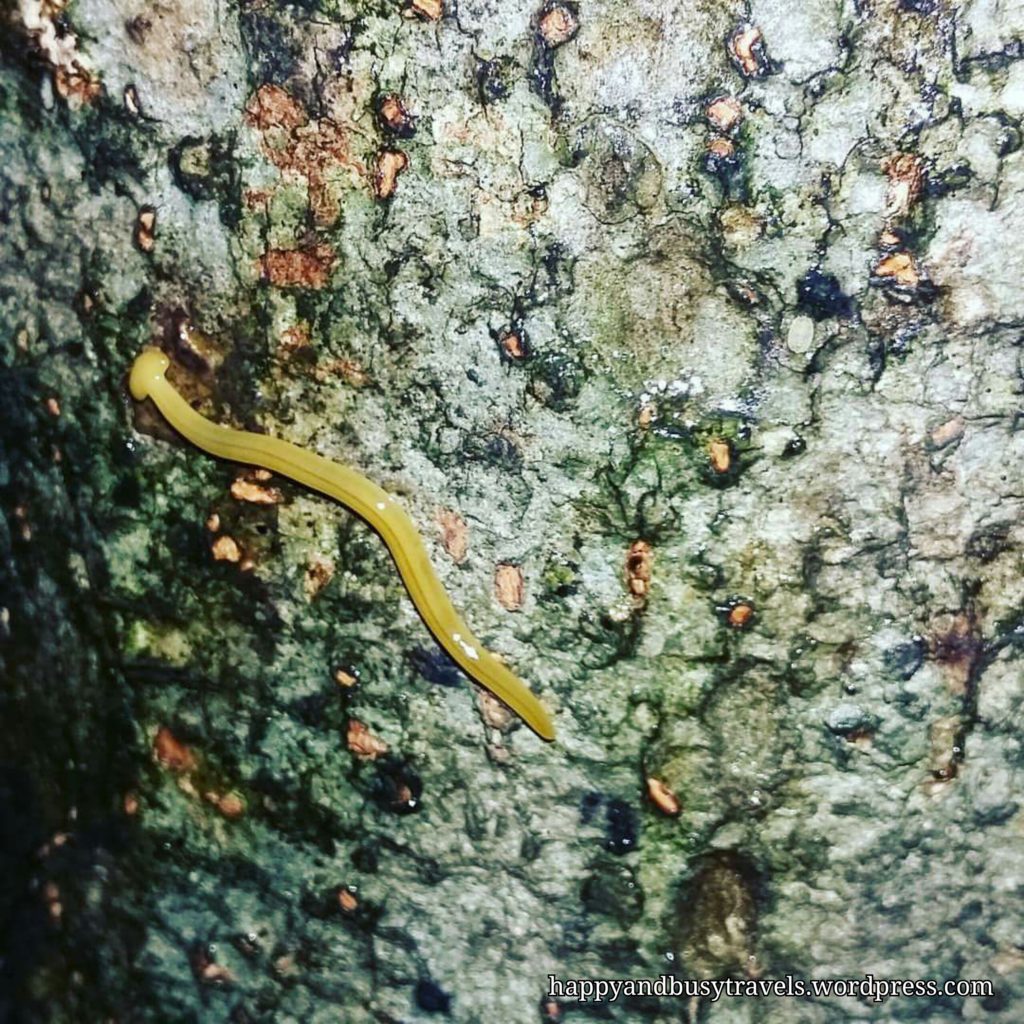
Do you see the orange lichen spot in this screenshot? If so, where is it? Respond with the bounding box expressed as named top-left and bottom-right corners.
top-left (279, 322), bottom-right (312, 358)
top-left (135, 207), bottom-right (156, 253)
top-left (260, 245), bottom-right (336, 289)
top-left (230, 474), bottom-right (283, 505)
top-left (205, 790), bottom-right (245, 819)
top-left (881, 152), bottom-right (925, 219)
top-left (205, 512), bottom-right (220, 532)
top-left (190, 946), bottom-right (236, 986)
top-left (706, 96), bottom-right (742, 132)
top-left (334, 667), bottom-right (359, 688)
top-left (638, 402), bottom-right (657, 429)
top-left (304, 556), bottom-right (335, 600)
top-left (874, 251), bottom-right (920, 288)
top-left (494, 563), bottom-right (525, 610)
top-left (727, 602), bottom-right (755, 629)
top-left (477, 687), bottom-right (515, 731)
top-left (538, 3), bottom-right (579, 47)
top-left (153, 726), bottom-right (196, 773)
top-left (373, 149), bottom-right (409, 199)
top-left (404, 0), bottom-right (443, 19)
top-left (211, 534), bottom-right (242, 563)
top-left (123, 792), bottom-right (140, 816)
top-left (437, 509), bottom-right (469, 563)
top-left (707, 136), bottom-right (735, 159)
top-left (626, 540), bottom-right (653, 599)
top-left (730, 24), bottom-right (768, 76)
top-left (929, 416), bottom-right (965, 450)
top-left (708, 438), bottom-right (732, 474)
top-left (377, 93), bottom-right (415, 135)
top-left (338, 887), bottom-right (359, 913)
top-left (646, 777), bottom-right (681, 816)
top-left (499, 329), bottom-right (527, 360)
top-left (878, 228), bottom-right (902, 248)
top-left (54, 64), bottom-right (101, 108)
top-left (346, 719), bottom-right (389, 760)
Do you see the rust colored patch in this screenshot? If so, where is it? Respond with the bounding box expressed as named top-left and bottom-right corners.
top-left (929, 611), bottom-right (981, 694)
top-left (346, 719), bottom-right (389, 760)
top-left (538, 3), bottom-right (579, 47)
top-left (708, 438), bottom-right (732, 474)
top-left (190, 946), bottom-right (236, 986)
top-left (53, 64), bottom-right (102, 108)
top-left (279, 322), bottom-right (312, 358)
top-left (211, 534), bottom-right (242, 563)
top-left (135, 206), bottom-right (156, 253)
top-left (727, 602), bottom-right (754, 629)
top-left (246, 84), bottom-right (365, 225)
top-left (494, 563), bottom-right (525, 610)
top-left (882, 152), bottom-right (925, 220)
top-left (929, 416), bottom-right (965, 450)
top-left (626, 540), bottom-right (653, 599)
top-left (874, 251), bottom-right (920, 288)
top-left (153, 727), bottom-right (196, 773)
top-left (230, 474), bottom-right (283, 505)
top-left (707, 136), bottom-right (735, 159)
top-left (404, 0), bottom-right (443, 19)
top-left (245, 83), bottom-right (308, 132)
top-left (373, 149), bottom-right (409, 200)
top-left (304, 557), bottom-right (335, 600)
top-left (646, 777), bottom-right (681, 816)
top-left (730, 24), bottom-right (768, 76)
top-left (499, 329), bottom-right (528, 360)
top-left (338, 887), bottom-right (359, 913)
top-left (706, 96), bottom-right (742, 132)
top-left (334, 667), bottom-right (359, 688)
top-left (377, 93), bottom-right (416, 136)
top-left (437, 509), bottom-right (469, 563)
top-left (260, 245), bottom-right (337, 289)
top-left (206, 790), bottom-right (246, 819)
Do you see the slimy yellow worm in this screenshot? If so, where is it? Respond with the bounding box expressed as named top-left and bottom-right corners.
top-left (129, 348), bottom-right (555, 741)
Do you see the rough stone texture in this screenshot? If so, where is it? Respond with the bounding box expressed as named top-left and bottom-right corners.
top-left (2, 1), bottom-right (1024, 1022)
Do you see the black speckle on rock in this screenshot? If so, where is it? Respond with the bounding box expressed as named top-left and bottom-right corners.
top-left (415, 978), bottom-right (451, 1013)
top-left (581, 855), bottom-right (644, 923)
top-left (350, 842), bottom-right (380, 874)
top-left (781, 436), bottom-right (806, 459)
top-left (797, 269), bottom-right (851, 321)
top-left (528, 350), bottom-right (582, 412)
top-left (477, 56), bottom-right (518, 104)
top-left (409, 645), bottom-right (463, 687)
top-left (579, 790), bottom-right (603, 823)
top-left (604, 798), bottom-right (638, 855)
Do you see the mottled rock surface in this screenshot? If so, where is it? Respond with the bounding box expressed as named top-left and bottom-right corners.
top-left (2, 1), bottom-right (1024, 1021)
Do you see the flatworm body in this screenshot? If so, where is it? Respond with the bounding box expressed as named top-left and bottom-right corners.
top-left (129, 348), bottom-right (555, 741)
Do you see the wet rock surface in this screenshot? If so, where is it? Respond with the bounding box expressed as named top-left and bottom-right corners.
top-left (2, 1), bottom-right (1024, 1021)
